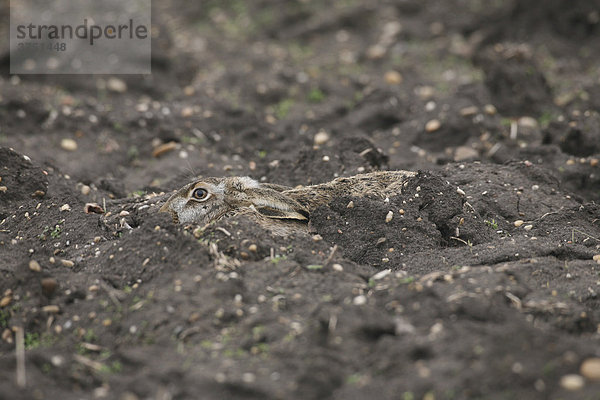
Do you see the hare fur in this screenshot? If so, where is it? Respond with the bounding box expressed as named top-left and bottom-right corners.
top-left (159, 171), bottom-right (417, 234)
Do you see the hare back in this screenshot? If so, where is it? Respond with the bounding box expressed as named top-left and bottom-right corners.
top-left (283, 170), bottom-right (417, 210)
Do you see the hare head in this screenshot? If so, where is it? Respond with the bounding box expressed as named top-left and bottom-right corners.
top-left (159, 176), bottom-right (309, 225)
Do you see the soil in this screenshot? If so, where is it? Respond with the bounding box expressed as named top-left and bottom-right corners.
top-left (1, 1), bottom-right (600, 399)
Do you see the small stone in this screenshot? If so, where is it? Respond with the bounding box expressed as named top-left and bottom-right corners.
top-left (2, 328), bottom-right (12, 343)
top-left (181, 106), bottom-right (194, 117)
top-left (385, 211), bottom-right (394, 223)
top-left (322, 155), bottom-right (330, 162)
top-left (524, 224), bottom-right (533, 231)
top-left (84, 203), bottom-right (104, 214)
top-left (459, 106), bottom-right (478, 117)
top-left (152, 141), bottom-right (177, 158)
top-left (0, 186), bottom-right (7, 193)
top-left (61, 138), bottom-right (78, 151)
top-left (248, 244), bottom-right (258, 253)
top-left (81, 185), bottom-right (91, 195)
top-left (60, 204), bottom-right (71, 211)
top-left (347, 201), bottom-right (354, 209)
top-left (314, 130), bottom-right (330, 146)
top-left (0, 296), bottom-right (11, 307)
top-left (415, 86), bottom-right (435, 100)
top-left (514, 220), bottom-right (524, 227)
top-left (41, 278), bottom-right (58, 297)
top-left (353, 295), bottom-right (367, 305)
top-left (484, 104), bottom-right (497, 115)
top-left (518, 116), bottom-right (538, 129)
top-left (456, 188), bottom-right (465, 196)
top-left (366, 44), bottom-right (386, 59)
top-left (42, 305), bottom-right (60, 313)
top-left (399, 209), bottom-right (405, 215)
top-left (425, 119), bottom-right (441, 132)
top-left (590, 158), bottom-right (599, 167)
top-left (332, 264), bottom-right (343, 272)
top-left (106, 77), bottom-right (127, 93)
top-left (454, 146), bottom-right (479, 161)
top-left (61, 259), bottom-right (75, 268)
top-left (566, 159), bottom-right (576, 165)
top-left (31, 190), bottom-right (45, 198)
top-left (102, 319), bottom-right (112, 326)
top-left (29, 260), bottom-right (42, 272)
top-left (580, 358), bottom-right (600, 381)
top-left (560, 374), bottom-right (584, 391)
top-left (119, 210), bottom-right (130, 217)
top-left (312, 234), bottom-right (323, 242)
top-left (593, 255), bottom-right (600, 263)
top-left (384, 70), bottom-right (403, 85)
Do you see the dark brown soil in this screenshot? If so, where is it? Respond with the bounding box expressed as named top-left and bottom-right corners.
top-left (2, 1), bottom-right (600, 399)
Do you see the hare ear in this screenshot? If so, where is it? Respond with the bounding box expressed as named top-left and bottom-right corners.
top-left (260, 183), bottom-right (292, 192)
top-left (255, 205), bottom-right (309, 221)
top-left (246, 188), bottom-right (309, 221)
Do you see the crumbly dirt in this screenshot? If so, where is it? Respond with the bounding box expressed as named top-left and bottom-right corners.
top-left (1, 1), bottom-right (600, 399)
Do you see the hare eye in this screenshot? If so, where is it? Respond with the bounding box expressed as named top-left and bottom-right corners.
top-left (192, 188), bottom-right (209, 201)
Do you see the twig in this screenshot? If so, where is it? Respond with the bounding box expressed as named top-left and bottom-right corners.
top-left (572, 229), bottom-right (600, 242)
top-left (215, 227), bottom-right (231, 237)
top-left (450, 236), bottom-right (469, 246)
top-left (73, 354), bottom-right (104, 372)
top-left (324, 245), bottom-right (338, 267)
top-left (15, 327), bottom-right (26, 388)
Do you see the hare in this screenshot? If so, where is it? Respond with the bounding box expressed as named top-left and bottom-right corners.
top-left (159, 171), bottom-right (417, 234)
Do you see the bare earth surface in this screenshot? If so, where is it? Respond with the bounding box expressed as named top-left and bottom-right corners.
top-left (1, 1), bottom-right (600, 399)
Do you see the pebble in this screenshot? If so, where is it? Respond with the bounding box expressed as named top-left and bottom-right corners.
top-left (42, 305), bottom-right (60, 313)
top-left (61, 138), bottom-right (78, 151)
top-left (385, 211), bottom-right (394, 223)
top-left (119, 210), bottom-right (130, 217)
top-left (514, 220), bottom-right (524, 227)
top-left (61, 259), bottom-right (75, 267)
top-left (590, 158), bottom-right (599, 167)
top-left (580, 358), bottom-right (600, 381)
top-left (524, 224), bottom-right (533, 231)
top-left (454, 146), bottom-right (479, 161)
top-left (180, 106), bottom-right (194, 117)
top-left (80, 185), bottom-right (91, 196)
top-left (28, 260), bottom-right (42, 272)
top-left (518, 116), bottom-right (538, 129)
top-left (152, 141), bottom-right (177, 158)
top-left (593, 255), bottom-right (600, 263)
top-left (0, 186), bottom-right (6, 193)
top-left (332, 263), bottom-right (343, 272)
top-left (322, 155), bottom-right (330, 162)
top-left (41, 278), bottom-right (58, 297)
top-left (60, 204), bottom-right (71, 211)
top-left (353, 295), bottom-right (367, 306)
top-left (347, 201), bottom-right (354, 209)
top-left (425, 119), bottom-right (441, 132)
top-left (0, 296), bottom-right (11, 307)
top-left (106, 77), bottom-right (127, 93)
top-left (84, 203), bottom-right (104, 214)
top-left (459, 106), bottom-right (478, 116)
top-left (484, 104), bottom-right (497, 115)
top-left (456, 188), bottom-right (465, 196)
top-left (248, 244), bottom-right (258, 253)
top-left (560, 374), bottom-right (585, 391)
top-left (384, 70), bottom-right (403, 85)
top-left (313, 130), bottom-right (330, 146)
top-left (2, 328), bottom-right (12, 343)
